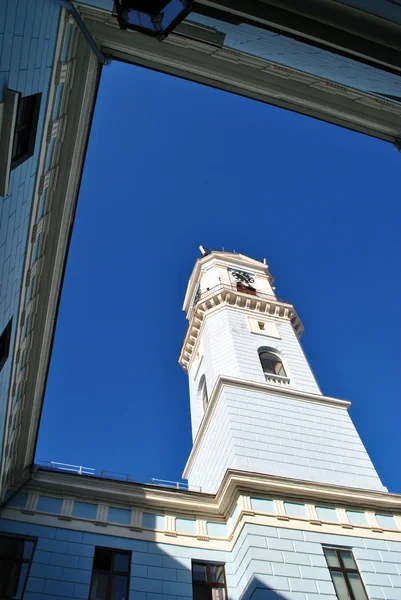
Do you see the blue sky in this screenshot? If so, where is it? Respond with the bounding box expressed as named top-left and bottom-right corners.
top-left (36, 61), bottom-right (401, 492)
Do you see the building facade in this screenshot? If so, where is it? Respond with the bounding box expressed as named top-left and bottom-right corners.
top-left (0, 0), bottom-right (63, 491)
top-left (1, 2), bottom-right (401, 600)
top-left (2, 0), bottom-right (401, 505)
top-left (0, 250), bottom-right (400, 600)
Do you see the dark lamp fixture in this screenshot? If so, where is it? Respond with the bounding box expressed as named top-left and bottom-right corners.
top-left (114, 0), bottom-right (193, 40)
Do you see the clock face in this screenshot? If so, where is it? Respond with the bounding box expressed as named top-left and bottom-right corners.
top-left (231, 270), bottom-right (255, 285)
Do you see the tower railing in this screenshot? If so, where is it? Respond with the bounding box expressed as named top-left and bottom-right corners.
top-left (195, 283), bottom-right (290, 306)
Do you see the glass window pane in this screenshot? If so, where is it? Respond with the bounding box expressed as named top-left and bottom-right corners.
top-left (193, 583), bottom-right (210, 600)
top-left (324, 548), bottom-right (340, 567)
top-left (210, 565), bottom-right (225, 584)
top-left (332, 572), bottom-right (352, 600)
top-left (23, 540), bottom-right (35, 559)
top-left (15, 562), bottom-right (29, 599)
top-left (193, 563), bottom-right (207, 582)
top-left (211, 588), bottom-right (226, 600)
top-left (112, 575), bottom-right (128, 600)
top-left (0, 559), bottom-right (20, 598)
top-left (347, 573), bottom-right (368, 600)
top-left (90, 572), bottom-right (109, 600)
top-left (275, 362), bottom-right (286, 376)
top-left (0, 537), bottom-right (24, 558)
top-left (340, 550), bottom-right (357, 569)
top-left (114, 553), bottom-right (129, 573)
top-left (93, 548), bottom-right (112, 571)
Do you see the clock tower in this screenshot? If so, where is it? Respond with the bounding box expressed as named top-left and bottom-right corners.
top-left (179, 249), bottom-right (385, 494)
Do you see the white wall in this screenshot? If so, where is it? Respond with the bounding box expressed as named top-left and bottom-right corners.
top-left (188, 306), bottom-right (321, 440)
top-left (187, 384), bottom-right (386, 494)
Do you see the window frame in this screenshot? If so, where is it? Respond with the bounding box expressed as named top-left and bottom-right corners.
top-left (258, 349), bottom-right (287, 378)
top-left (10, 93), bottom-right (42, 171)
top-left (0, 533), bottom-right (37, 600)
top-left (89, 546), bottom-right (131, 600)
top-left (323, 546), bottom-right (369, 600)
top-left (192, 561), bottom-right (228, 600)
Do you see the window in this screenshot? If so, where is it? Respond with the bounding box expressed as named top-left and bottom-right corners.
top-left (259, 349), bottom-right (286, 378)
top-left (11, 94), bottom-right (41, 170)
top-left (0, 535), bottom-right (36, 600)
top-left (192, 562), bottom-right (227, 600)
top-left (323, 547), bottom-right (368, 600)
top-left (89, 547), bottom-right (131, 600)
top-left (236, 281), bottom-right (257, 296)
top-left (0, 318), bottom-right (13, 372)
top-left (199, 375), bottom-right (208, 410)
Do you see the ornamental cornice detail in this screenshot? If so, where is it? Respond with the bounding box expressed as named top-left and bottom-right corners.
top-left (179, 287), bottom-right (303, 371)
top-left (4, 467), bottom-right (401, 552)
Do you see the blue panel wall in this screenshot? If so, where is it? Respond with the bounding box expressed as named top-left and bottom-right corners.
top-left (232, 522), bottom-right (401, 600)
top-left (251, 498), bottom-right (274, 513)
top-left (347, 510), bottom-right (368, 526)
top-left (143, 512), bottom-right (164, 529)
top-left (72, 502), bottom-right (97, 519)
top-left (176, 518), bottom-right (196, 534)
top-left (1, 517), bottom-right (401, 600)
top-left (0, 519), bottom-right (231, 600)
top-left (108, 507), bottom-right (131, 525)
top-left (0, 0), bottom-right (61, 466)
top-left (36, 496), bottom-right (63, 514)
top-left (316, 505), bottom-right (338, 522)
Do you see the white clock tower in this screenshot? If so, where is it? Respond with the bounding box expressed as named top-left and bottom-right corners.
top-left (179, 249), bottom-right (385, 494)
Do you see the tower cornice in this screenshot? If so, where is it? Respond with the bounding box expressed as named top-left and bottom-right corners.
top-left (179, 285), bottom-right (303, 371)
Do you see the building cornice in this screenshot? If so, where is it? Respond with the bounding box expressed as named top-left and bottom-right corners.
top-left (87, 14), bottom-right (401, 146)
top-left (3, 467), bottom-right (401, 551)
top-left (179, 289), bottom-right (303, 371)
top-left (183, 375), bottom-right (351, 479)
top-left (14, 466), bottom-right (401, 516)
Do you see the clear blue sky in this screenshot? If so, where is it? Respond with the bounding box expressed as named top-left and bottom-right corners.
top-left (36, 61), bottom-right (401, 492)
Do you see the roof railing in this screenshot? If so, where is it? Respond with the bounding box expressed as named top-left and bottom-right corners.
top-left (36, 461), bottom-right (201, 491)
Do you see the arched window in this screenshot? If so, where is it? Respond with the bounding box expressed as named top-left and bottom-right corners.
top-left (259, 348), bottom-right (287, 379)
top-left (198, 375), bottom-right (209, 410)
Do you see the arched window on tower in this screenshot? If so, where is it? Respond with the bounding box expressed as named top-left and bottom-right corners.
top-left (198, 375), bottom-right (209, 411)
top-left (258, 348), bottom-right (287, 381)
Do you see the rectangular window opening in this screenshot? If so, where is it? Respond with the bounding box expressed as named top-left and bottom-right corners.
top-left (192, 561), bottom-right (227, 600)
top-left (0, 534), bottom-right (36, 600)
top-left (11, 93), bottom-right (41, 170)
top-left (89, 547), bottom-right (131, 600)
top-left (0, 318), bottom-right (13, 372)
top-left (323, 547), bottom-right (368, 600)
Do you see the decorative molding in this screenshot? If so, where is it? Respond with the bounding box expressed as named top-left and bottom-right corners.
top-left (306, 503), bottom-right (321, 525)
top-left (274, 499), bottom-right (289, 521)
top-left (337, 508), bottom-right (353, 529)
top-left (180, 287), bottom-right (302, 371)
top-left (130, 509), bottom-right (142, 531)
top-left (60, 498), bottom-right (73, 519)
top-left (164, 515), bottom-right (177, 537)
